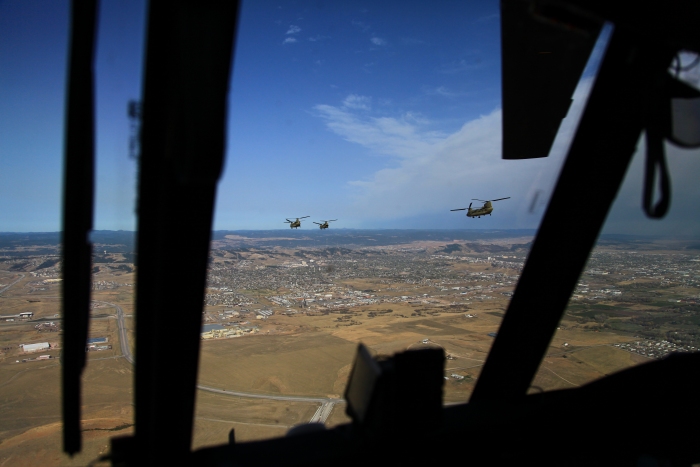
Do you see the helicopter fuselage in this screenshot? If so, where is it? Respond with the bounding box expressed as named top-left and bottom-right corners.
top-left (314, 220), bottom-right (336, 229)
top-left (467, 207), bottom-right (493, 217)
top-left (286, 216), bottom-right (309, 228)
top-left (467, 201), bottom-right (493, 218)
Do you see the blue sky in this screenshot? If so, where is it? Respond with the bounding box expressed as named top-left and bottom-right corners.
top-left (1, 0), bottom-right (699, 235)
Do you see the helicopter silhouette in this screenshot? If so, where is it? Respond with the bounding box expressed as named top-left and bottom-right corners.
top-left (313, 219), bottom-right (337, 229)
top-left (284, 216), bottom-right (309, 229)
top-left (451, 197), bottom-right (510, 218)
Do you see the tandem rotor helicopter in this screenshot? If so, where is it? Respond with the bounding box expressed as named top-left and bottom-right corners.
top-left (284, 216), bottom-right (309, 229)
top-left (313, 219), bottom-right (337, 229)
top-left (451, 197), bottom-right (510, 218)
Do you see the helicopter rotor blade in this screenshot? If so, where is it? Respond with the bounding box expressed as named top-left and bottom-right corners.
top-left (490, 197), bottom-right (511, 202)
top-left (300, 216), bottom-right (310, 219)
top-left (450, 208), bottom-right (467, 211)
top-left (471, 199), bottom-right (488, 202)
top-left (313, 222), bottom-right (321, 225)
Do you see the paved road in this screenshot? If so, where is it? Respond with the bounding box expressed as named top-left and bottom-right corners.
top-left (97, 303), bottom-right (480, 424)
top-left (106, 300), bottom-right (344, 409)
top-left (108, 311), bottom-right (615, 402)
top-left (94, 301), bottom-right (133, 364)
top-left (196, 385), bottom-right (341, 404)
top-left (0, 273), bottom-right (25, 295)
top-left (309, 401), bottom-right (337, 423)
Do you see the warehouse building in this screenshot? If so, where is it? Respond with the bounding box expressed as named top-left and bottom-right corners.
top-left (21, 342), bottom-right (50, 353)
top-left (87, 337), bottom-right (108, 344)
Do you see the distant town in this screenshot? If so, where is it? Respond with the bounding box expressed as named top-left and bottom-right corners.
top-left (0, 229), bottom-right (698, 462)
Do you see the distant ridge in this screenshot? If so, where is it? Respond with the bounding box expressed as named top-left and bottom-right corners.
top-left (210, 229), bottom-right (537, 248)
top-left (1, 230), bottom-right (695, 253)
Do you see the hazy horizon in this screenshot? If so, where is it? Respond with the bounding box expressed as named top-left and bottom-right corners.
top-left (0, 228), bottom-right (697, 241)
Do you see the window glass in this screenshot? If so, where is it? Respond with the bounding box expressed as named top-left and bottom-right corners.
top-left (7, 0), bottom-right (689, 460)
top-left (0, 1), bottom-right (145, 464)
top-left (530, 135), bottom-right (700, 393)
top-left (193, 1), bottom-right (607, 447)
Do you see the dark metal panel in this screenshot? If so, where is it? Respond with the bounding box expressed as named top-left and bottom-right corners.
top-left (192, 353), bottom-right (700, 466)
top-left (470, 28), bottom-right (676, 401)
top-left (61, 0), bottom-right (98, 456)
top-left (501, 0), bottom-right (601, 159)
top-left (558, 0), bottom-right (700, 53)
top-left (133, 1), bottom-right (239, 463)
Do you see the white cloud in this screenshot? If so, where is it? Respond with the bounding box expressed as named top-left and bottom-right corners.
top-left (433, 86), bottom-right (453, 97)
top-left (403, 111), bottom-right (430, 125)
top-left (341, 110), bottom-right (512, 218)
top-left (342, 94), bottom-right (372, 110)
top-left (371, 37), bottom-right (386, 46)
top-left (475, 13), bottom-right (499, 23)
top-left (286, 25), bottom-right (301, 35)
top-left (283, 37), bottom-right (297, 44)
top-left (313, 78), bottom-right (599, 227)
top-left (315, 102), bottom-right (444, 159)
top-left (438, 58), bottom-right (484, 74)
top-left (425, 86), bottom-right (468, 98)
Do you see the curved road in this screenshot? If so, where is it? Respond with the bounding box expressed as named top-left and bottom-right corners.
top-left (101, 301), bottom-right (341, 419)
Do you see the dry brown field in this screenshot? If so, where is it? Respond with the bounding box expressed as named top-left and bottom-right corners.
top-left (196, 296), bottom-right (642, 408)
top-left (193, 392), bottom-right (320, 448)
top-left (0, 357), bottom-right (133, 467)
top-left (0, 269), bottom-right (136, 466)
top-left (1, 237), bottom-right (690, 464)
